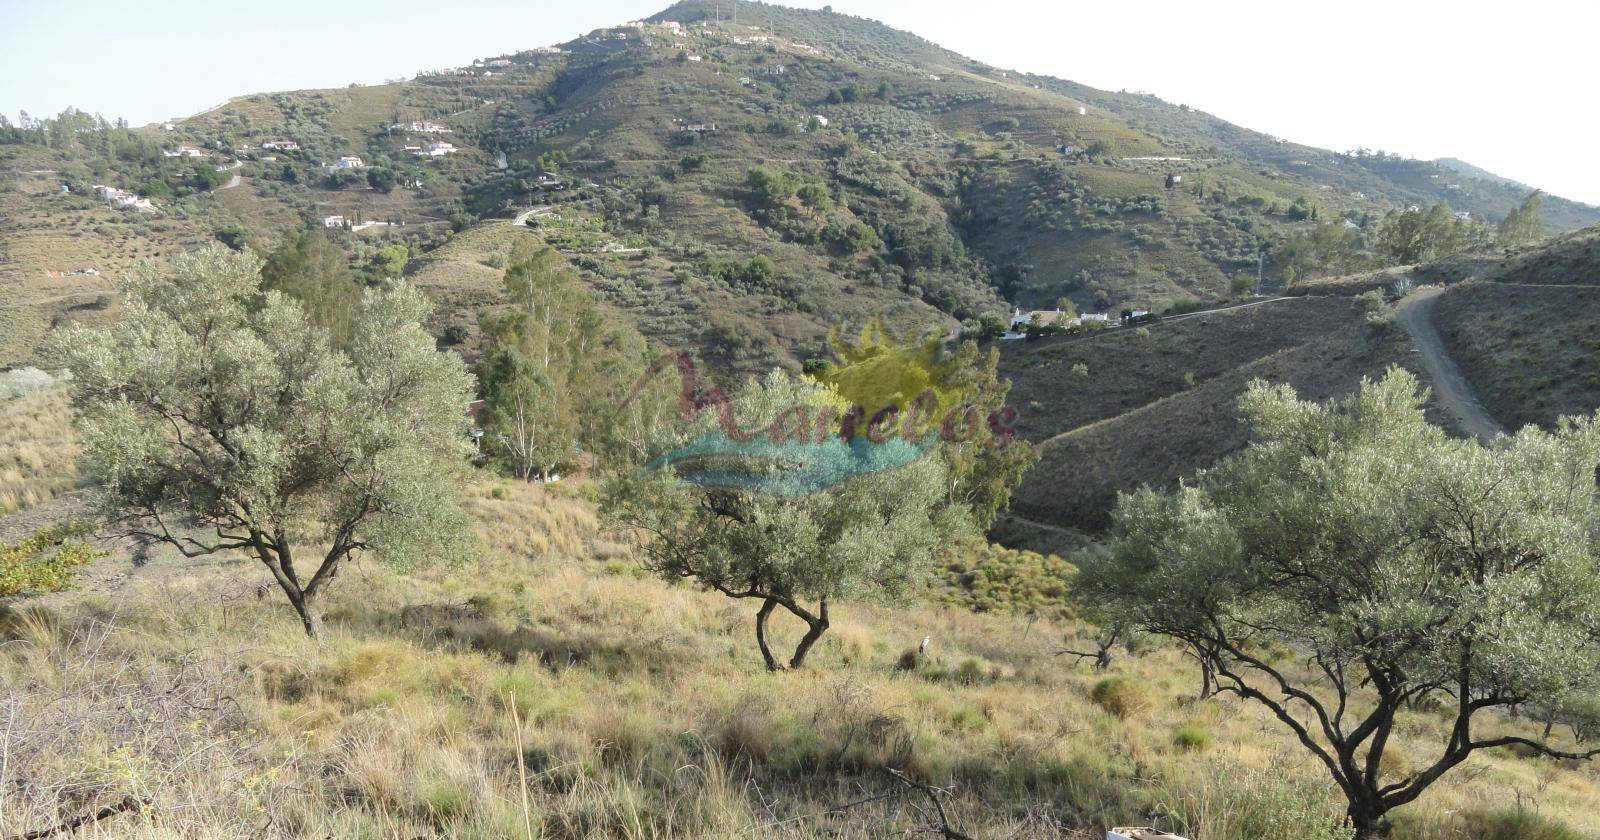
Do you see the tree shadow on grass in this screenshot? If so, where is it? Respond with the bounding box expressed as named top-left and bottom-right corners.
top-left (376, 601), bottom-right (685, 676)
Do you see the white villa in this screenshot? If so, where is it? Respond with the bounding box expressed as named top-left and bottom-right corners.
top-left (261, 140), bottom-right (299, 151)
top-left (419, 141), bottom-right (457, 157)
top-left (1001, 308), bottom-right (1114, 340)
top-left (93, 184), bottom-right (153, 210)
top-left (333, 156), bottom-right (365, 169)
top-left (812, 114), bottom-right (830, 127)
top-left (161, 145), bottom-right (206, 158)
top-left (324, 215), bottom-right (347, 229)
top-left (1009, 308), bottom-right (1067, 330)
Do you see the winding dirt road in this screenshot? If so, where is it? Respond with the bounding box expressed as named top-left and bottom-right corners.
top-left (1395, 286), bottom-right (1505, 444)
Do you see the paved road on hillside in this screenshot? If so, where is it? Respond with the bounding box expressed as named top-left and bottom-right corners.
top-left (1395, 285), bottom-right (1505, 444)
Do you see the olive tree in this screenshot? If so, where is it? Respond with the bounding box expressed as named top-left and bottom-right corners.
top-left (1078, 369), bottom-right (1600, 837)
top-left (603, 371), bottom-right (969, 670)
top-left (60, 247), bottom-right (475, 637)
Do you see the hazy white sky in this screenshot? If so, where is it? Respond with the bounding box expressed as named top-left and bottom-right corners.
top-left (4, 0), bottom-right (1597, 204)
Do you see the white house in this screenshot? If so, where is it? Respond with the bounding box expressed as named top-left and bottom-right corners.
top-left (93, 184), bottom-right (153, 210)
top-left (261, 140), bottom-right (299, 151)
top-left (161, 145), bottom-right (206, 158)
top-left (738, 76), bottom-right (753, 86)
top-left (324, 215), bottom-right (347, 229)
top-left (686, 54), bottom-right (703, 62)
top-left (334, 156), bottom-right (365, 169)
top-left (487, 58), bottom-right (512, 67)
top-left (812, 114), bottom-right (830, 127)
top-left (1075, 106), bottom-right (1087, 116)
top-left (421, 141), bottom-right (457, 157)
top-left (681, 123), bottom-right (716, 133)
top-left (1453, 211), bottom-right (1472, 220)
top-left (532, 46), bottom-right (562, 54)
top-left (1009, 308), bottom-right (1065, 330)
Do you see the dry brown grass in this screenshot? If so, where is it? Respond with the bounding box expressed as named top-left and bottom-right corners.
top-left (1434, 283), bottom-right (1600, 431)
top-left (0, 389), bottom-right (77, 516)
top-left (1007, 313), bottom-right (1428, 532)
top-left (0, 477), bottom-right (1595, 838)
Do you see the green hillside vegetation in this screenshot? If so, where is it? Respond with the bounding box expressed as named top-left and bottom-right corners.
top-left (6, 9), bottom-right (1600, 837)
top-left (5, 2), bottom-right (1598, 376)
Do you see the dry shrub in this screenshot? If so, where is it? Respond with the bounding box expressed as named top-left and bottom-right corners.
top-left (1090, 674), bottom-right (1151, 719)
top-left (0, 608), bottom-right (291, 837)
top-left (0, 388), bottom-right (77, 515)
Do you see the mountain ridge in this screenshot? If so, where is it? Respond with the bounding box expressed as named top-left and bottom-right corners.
top-left (3, 0), bottom-right (1598, 376)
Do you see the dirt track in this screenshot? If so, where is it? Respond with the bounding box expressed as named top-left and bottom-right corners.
top-left (1395, 286), bottom-right (1505, 444)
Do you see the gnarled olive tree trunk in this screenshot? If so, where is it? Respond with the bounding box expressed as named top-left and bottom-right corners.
top-left (754, 596), bottom-right (830, 670)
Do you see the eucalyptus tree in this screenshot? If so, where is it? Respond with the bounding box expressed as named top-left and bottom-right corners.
top-left (60, 247), bottom-right (475, 637)
top-left (1078, 369), bottom-right (1600, 837)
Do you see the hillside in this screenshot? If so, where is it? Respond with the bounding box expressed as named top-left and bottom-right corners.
top-left (1408, 223), bottom-right (1600, 433)
top-left (3, 476), bottom-right (1598, 839)
top-left (4, 1), bottom-right (1598, 376)
top-left (995, 298), bottom-right (1426, 534)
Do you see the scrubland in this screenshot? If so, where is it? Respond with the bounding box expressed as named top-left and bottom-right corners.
top-left (1, 479), bottom-right (1595, 839)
